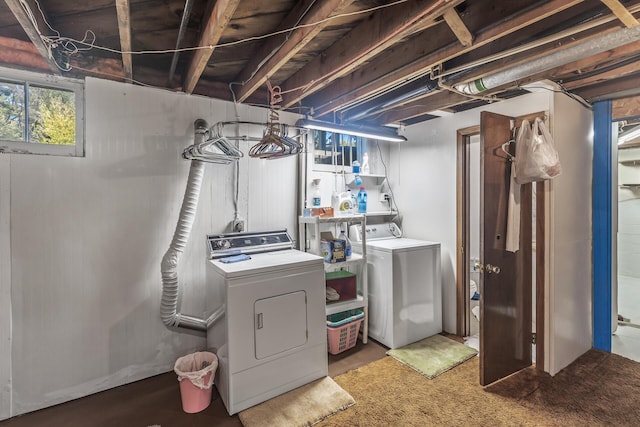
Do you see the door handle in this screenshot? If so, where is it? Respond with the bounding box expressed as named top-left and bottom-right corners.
top-left (476, 262), bottom-right (501, 274)
top-left (485, 264), bottom-right (501, 274)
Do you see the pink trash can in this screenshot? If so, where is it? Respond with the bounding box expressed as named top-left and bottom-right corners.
top-left (174, 351), bottom-right (218, 413)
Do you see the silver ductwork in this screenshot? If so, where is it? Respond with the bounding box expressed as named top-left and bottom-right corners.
top-left (160, 119), bottom-right (227, 331)
top-left (455, 25), bottom-right (640, 95)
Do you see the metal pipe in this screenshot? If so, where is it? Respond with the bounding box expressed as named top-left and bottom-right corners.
top-left (441, 2), bottom-right (640, 80)
top-left (455, 25), bottom-right (640, 95)
top-left (347, 80), bottom-right (438, 121)
top-left (167, 0), bottom-right (194, 86)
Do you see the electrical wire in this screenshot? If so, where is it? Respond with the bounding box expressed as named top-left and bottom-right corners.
top-left (20, 0), bottom-right (411, 101)
top-left (23, 0), bottom-right (410, 57)
top-left (517, 83), bottom-right (593, 110)
top-left (376, 141), bottom-right (400, 217)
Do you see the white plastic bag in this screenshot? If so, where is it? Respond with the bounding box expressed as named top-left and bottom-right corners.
top-left (514, 118), bottom-right (561, 184)
top-left (174, 351), bottom-right (217, 389)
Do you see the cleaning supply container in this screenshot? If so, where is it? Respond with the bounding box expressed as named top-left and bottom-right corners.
top-left (335, 192), bottom-right (354, 216)
top-left (174, 351), bottom-right (218, 413)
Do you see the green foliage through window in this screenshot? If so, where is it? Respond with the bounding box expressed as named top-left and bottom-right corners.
top-left (0, 80), bottom-right (76, 145)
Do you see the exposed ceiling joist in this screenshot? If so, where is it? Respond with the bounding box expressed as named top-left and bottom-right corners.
top-left (575, 72), bottom-right (640, 101)
top-left (183, 0), bottom-right (241, 94)
top-left (613, 96), bottom-right (640, 120)
top-left (115, 0), bottom-right (133, 80)
top-left (3, 0), bottom-right (640, 128)
top-left (443, 8), bottom-right (473, 46)
top-left (562, 60), bottom-right (640, 90)
top-left (3, 0), bottom-right (60, 74)
top-left (234, 0), bottom-right (356, 103)
top-left (0, 35), bottom-right (50, 71)
top-left (309, 0), bottom-right (583, 118)
top-left (377, 90), bottom-right (470, 125)
top-left (600, 0), bottom-right (639, 27)
top-left (280, 0), bottom-right (464, 108)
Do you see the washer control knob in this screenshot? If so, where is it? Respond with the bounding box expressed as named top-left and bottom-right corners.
top-left (218, 240), bottom-right (230, 249)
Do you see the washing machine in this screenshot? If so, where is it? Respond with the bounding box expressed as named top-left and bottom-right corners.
top-left (351, 223), bottom-right (442, 349)
top-left (205, 230), bottom-right (327, 415)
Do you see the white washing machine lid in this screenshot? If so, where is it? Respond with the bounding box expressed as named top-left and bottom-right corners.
top-left (209, 249), bottom-right (323, 278)
top-left (356, 238), bottom-right (440, 253)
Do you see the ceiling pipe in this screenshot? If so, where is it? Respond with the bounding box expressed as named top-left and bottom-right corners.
top-left (346, 79), bottom-right (439, 121)
top-left (455, 25), bottom-right (640, 95)
top-left (167, 0), bottom-right (194, 87)
top-left (333, 5), bottom-right (640, 123)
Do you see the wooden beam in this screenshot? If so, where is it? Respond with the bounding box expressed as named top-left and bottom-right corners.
top-left (600, 0), bottom-right (639, 27)
top-left (612, 96), bottom-right (640, 120)
top-left (3, 0), bottom-right (61, 74)
top-left (280, 0), bottom-right (464, 108)
top-left (562, 60), bottom-right (640, 90)
top-left (443, 8), bottom-right (473, 47)
top-left (183, 0), bottom-right (241, 94)
top-left (0, 36), bottom-right (50, 71)
top-left (376, 90), bottom-right (470, 125)
top-left (67, 57), bottom-right (126, 81)
top-left (444, 22), bottom-right (633, 90)
top-left (234, 0), bottom-right (355, 103)
top-left (574, 73), bottom-right (640, 101)
top-left (309, 0), bottom-right (583, 117)
top-left (115, 0), bottom-right (133, 80)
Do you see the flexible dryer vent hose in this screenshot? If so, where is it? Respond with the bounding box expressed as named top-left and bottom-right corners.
top-left (160, 120), bottom-right (225, 331)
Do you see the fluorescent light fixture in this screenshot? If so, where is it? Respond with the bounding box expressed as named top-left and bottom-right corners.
top-left (619, 125), bottom-right (640, 145)
top-left (296, 118), bottom-right (407, 142)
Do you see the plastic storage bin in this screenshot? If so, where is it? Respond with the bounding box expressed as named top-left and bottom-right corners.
top-left (325, 270), bottom-right (356, 303)
top-left (326, 310), bottom-right (364, 355)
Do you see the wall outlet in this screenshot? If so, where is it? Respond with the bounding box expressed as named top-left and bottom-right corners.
top-left (379, 192), bottom-right (391, 203)
top-left (232, 218), bottom-right (245, 232)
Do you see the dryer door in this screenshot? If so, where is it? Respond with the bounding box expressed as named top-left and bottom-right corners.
top-left (255, 291), bottom-right (307, 359)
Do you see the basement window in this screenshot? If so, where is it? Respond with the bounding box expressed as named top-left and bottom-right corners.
top-left (313, 130), bottom-right (363, 169)
top-left (0, 66), bottom-right (84, 156)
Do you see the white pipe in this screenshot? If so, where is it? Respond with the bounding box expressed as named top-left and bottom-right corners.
top-left (454, 26), bottom-right (640, 95)
top-left (160, 120), bottom-right (225, 331)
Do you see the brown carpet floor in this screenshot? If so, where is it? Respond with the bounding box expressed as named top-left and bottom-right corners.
top-left (319, 349), bottom-right (640, 426)
top-left (2, 343), bottom-right (638, 426)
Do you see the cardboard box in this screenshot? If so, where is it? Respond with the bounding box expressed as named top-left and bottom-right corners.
top-left (312, 207), bottom-right (334, 217)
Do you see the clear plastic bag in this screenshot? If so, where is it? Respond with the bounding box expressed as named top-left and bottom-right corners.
top-left (174, 351), bottom-right (217, 390)
top-left (514, 117), bottom-right (562, 184)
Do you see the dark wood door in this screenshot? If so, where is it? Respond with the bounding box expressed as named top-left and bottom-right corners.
top-left (479, 111), bottom-right (532, 386)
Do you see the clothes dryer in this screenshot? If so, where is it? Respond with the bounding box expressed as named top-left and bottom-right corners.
top-left (205, 230), bottom-right (327, 415)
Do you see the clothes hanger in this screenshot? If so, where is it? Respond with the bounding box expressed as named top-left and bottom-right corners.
top-left (500, 140), bottom-right (515, 161)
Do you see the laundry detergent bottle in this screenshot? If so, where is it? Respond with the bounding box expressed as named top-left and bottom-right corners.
top-left (357, 187), bottom-right (367, 214)
top-left (335, 192), bottom-right (353, 216)
top-left (311, 179), bottom-right (321, 207)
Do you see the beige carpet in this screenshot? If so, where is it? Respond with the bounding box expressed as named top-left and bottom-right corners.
top-left (386, 334), bottom-right (478, 379)
top-left (317, 349), bottom-right (640, 426)
top-left (238, 377), bottom-right (355, 427)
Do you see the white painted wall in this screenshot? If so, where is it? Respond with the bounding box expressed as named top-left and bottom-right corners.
top-left (0, 77), bottom-right (300, 418)
top-left (394, 90), bottom-right (593, 376)
top-left (546, 93), bottom-right (593, 375)
top-left (618, 148), bottom-right (640, 279)
top-left (0, 155), bottom-right (11, 420)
